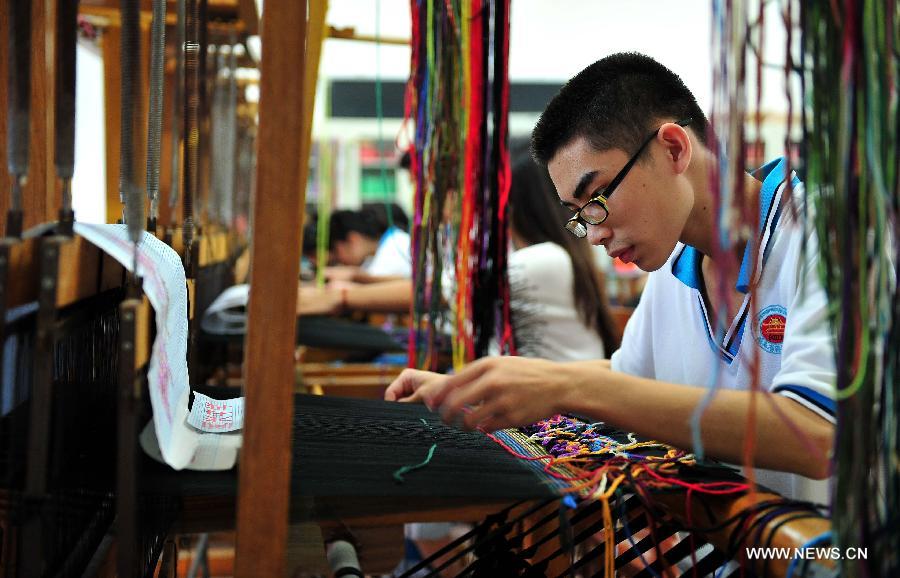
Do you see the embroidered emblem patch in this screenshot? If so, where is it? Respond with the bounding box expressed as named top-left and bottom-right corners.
top-left (756, 304), bottom-right (787, 354)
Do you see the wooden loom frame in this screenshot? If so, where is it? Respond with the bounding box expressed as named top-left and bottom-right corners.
top-left (232, 2), bottom-right (832, 577)
top-left (0, 1), bottom-right (834, 576)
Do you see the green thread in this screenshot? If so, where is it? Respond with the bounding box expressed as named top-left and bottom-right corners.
top-left (392, 443), bottom-right (437, 483)
top-left (393, 418), bottom-right (437, 483)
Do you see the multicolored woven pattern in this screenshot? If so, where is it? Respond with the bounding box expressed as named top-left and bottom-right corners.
top-left (485, 416), bottom-right (822, 577)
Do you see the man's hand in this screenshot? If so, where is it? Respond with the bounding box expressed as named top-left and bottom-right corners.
top-left (385, 357), bottom-right (573, 432)
top-left (384, 368), bottom-right (449, 403)
top-left (437, 357), bottom-right (572, 431)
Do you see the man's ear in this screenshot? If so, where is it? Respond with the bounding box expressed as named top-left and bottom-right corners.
top-left (657, 122), bottom-right (692, 175)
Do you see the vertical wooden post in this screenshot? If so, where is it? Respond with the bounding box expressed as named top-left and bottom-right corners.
top-left (102, 25), bottom-right (122, 224)
top-left (234, 1), bottom-right (307, 576)
top-left (25, 0), bottom-right (59, 230)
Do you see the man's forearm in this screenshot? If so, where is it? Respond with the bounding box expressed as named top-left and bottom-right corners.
top-left (352, 271), bottom-right (410, 284)
top-left (344, 279), bottom-right (413, 313)
top-left (557, 364), bottom-right (833, 479)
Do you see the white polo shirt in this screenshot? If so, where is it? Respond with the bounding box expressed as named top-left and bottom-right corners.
top-left (610, 157), bottom-right (836, 501)
top-left (361, 226), bottom-right (412, 278)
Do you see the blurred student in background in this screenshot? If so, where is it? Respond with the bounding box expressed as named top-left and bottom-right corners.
top-left (298, 155), bottom-right (620, 359)
top-left (325, 205), bottom-right (412, 283)
top-left (505, 155), bottom-right (620, 360)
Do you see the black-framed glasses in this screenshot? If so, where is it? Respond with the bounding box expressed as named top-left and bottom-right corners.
top-left (565, 118), bottom-right (693, 238)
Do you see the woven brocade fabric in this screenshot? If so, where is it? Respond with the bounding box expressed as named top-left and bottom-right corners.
top-left (490, 417), bottom-right (750, 577)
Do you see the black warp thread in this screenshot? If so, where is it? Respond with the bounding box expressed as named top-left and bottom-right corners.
top-left (142, 394), bottom-right (557, 502)
top-left (1, 289), bottom-right (124, 577)
top-left (291, 394), bottom-right (557, 499)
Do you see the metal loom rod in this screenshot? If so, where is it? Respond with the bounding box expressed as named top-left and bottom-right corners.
top-left (146, 0), bottom-right (167, 231)
top-left (116, 296), bottom-right (142, 577)
top-left (55, 0), bottom-right (78, 236)
top-left (119, 0), bottom-right (144, 254)
top-left (22, 237), bottom-right (63, 576)
top-left (397, 499), bottom-right (549, 578)
top-left (0, 0), bottom-right (33, 468)
top-left (421, 499), bottom-right (561, 578)
top-left (169, 0), bottom-right (185, 213)
top-left (116, 0), bottom-right (146, 566)
top-left (182, 0), bottom-right (200, 275)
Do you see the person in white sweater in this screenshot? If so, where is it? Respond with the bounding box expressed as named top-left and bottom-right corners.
top-left (506, 154), bottom-right (619, 361)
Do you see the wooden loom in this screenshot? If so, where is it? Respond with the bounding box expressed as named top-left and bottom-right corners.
top-left (0, 1), bottom-right (837, 577)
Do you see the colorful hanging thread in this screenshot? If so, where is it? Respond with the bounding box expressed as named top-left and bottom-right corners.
top-left (703, 0), bottom-right (830, 496)
top-left (801, 0), bottom-right (899, 575)
top-left (315, 141), bottom-right (335, 288)
top-left (405, 0), bottom-right (514, 372)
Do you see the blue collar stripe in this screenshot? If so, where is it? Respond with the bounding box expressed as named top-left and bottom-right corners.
top-left (726, 317), bottom-right (746, 357)
top-left (672, 157), bottom-right (793, 290)
top-left (697, 295), bottom-right (736, 363)
top-left (379, 227), bottom-right (400, 247)
top-left (671, 245), bottom-right (703, 289)
top-left (703, 320), bottom-right (734, 363)
top-left (735, 157), bottom-right (794, 292)
top-left (671, 158), bottom-right (800, 363)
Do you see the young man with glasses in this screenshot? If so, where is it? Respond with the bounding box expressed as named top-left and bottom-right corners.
top-left (385, 53), bottom-right (835, 508)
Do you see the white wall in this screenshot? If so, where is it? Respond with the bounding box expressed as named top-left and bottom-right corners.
top-left (317, 0), bottom-right (801, 174)
top-left (321, 0), bottom-right (798, 107)
top-left (72, 39), bottom-right (107, 224)
top-left (320, 1), bottom-right (714, 100)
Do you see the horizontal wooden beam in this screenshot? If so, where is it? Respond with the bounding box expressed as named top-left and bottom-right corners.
top-left (167, 227), bottom-right (241, 267)
top-left (654, 489), bottom-right (832, 577)
top-left (5, 236), bottom-right (126, 310)
top-left (80, 5), bottom-right (246, 33)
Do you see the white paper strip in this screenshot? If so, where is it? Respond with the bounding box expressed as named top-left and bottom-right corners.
top-left (188, 392), bottom-right (245, 432)
top-left (74, 223), bottom-right (242, 470)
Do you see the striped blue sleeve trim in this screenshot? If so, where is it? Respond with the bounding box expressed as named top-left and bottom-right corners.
top-left (772, 384), bottom-right (836, 424)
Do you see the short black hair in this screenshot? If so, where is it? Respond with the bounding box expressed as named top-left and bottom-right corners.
top-left (361, 202), bottom-right (410, 233)
top-left (328, 209), bottom-right (384, 247)
top-left (531, 52), bottom-right (708, 166)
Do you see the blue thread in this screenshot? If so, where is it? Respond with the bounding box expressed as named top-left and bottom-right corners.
top-left (785, 531), bottom-right (832, 578)
top-left (618, 494), bottom-right (662, 578)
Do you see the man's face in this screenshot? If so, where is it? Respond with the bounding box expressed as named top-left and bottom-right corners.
top-left (332, 231), bottom-right (368, 266)
top-left (548, 135), bottom-right (692, 272)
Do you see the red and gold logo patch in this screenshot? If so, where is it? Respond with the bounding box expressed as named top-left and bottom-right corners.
top-left (760, 314), bottom-right (785, 344)
top-left (756, 305), bottom-right (787, 354)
